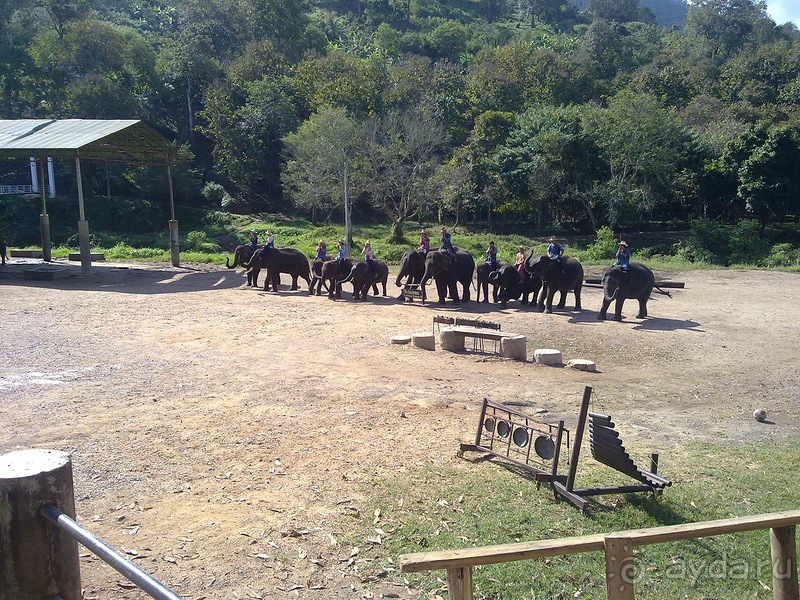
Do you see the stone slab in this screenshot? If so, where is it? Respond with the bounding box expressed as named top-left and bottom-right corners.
top-left (24, 266), bottom-right (72, 281)
top-left (534, 348), bottom-right (563, 366)
top-left (567, 358), bottom-right (596, 372)
top-left (391, 335), bottom-right (412, 345)
top-left (412, 331), bottom-right (436, 351)
top-left (10, 249), bottom-right (43, 258)
top-left (499, 335), bottom-right (527, 361)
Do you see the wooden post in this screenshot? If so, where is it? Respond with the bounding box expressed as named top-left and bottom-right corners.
top-left (38, 159), bottom-right (51, 262)
top-left (0, 449), bottom-right (82, 600)
top-left (167, 161), bottom-right (180, 267)
top-left (604, 534), bottom-right (635, 600)
top-left (770, 525), bottom-right (799, 600)
top-left (566, 385), bottom-right (592, 492)
top-left (446, 566), bottom-right (473, 600)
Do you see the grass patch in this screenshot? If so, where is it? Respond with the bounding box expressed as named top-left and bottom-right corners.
top-left (348, 440), bottom-right (799, 599)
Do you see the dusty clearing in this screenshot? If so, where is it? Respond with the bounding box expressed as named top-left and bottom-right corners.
top-left (1, 259), bottom-right (799, 599)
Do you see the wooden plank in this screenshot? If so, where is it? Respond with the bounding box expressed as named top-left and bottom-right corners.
top-left (447, 566), bottom-right (473, 600)
top-left (604, 535), bottom-right (635, 600)
top-left (398, 511), bottom-right (800, 574)
top-left (398, 533), bottom-right (607, 573)
top-left (770, 525), bottom-right (799, 600)
top-left (585, 278), bottom-right (685, 288)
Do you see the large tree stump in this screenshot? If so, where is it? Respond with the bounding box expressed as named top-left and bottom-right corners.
top-left (0, 449), bottom-right (81, 600)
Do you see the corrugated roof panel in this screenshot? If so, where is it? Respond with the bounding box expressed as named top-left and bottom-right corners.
top-left (0, 119), bottom-right (175, 165)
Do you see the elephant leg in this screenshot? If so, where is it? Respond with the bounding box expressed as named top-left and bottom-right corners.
top-left (461, 280), bottom-right (470, 303)
top-left (450, 281), bottom-right (461, 304)
top-left (545, 290), bottom-right (557, 313)
top-left (371, 282), bottom-right (379, 295)
top-left (557, 289), bottom-right (567, 309)
top-left (481, 283), bottom-right (488, 303)
top-left (291, 275), bottom-right (299, 290)
top-left (637, 297), bottom-right (648, 318)
top-left (435, 279), bottom-right (447, 304)
top-left (598, 298), bottom-right (610, 320)
top-left (613, 297), bottom-right (625, 321)
top-left (574, 288), bottom-right (582, 311)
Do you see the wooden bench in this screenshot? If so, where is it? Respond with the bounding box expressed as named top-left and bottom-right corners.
top-left (453, 318), bottom-right (500, 352)
top-left (432, 315), bottom-right (454, 333)
top-left (440, 326), bottom-right (526, 360)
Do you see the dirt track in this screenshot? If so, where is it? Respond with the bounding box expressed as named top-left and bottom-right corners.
top-left (1, 259), bottom-right (799, 598)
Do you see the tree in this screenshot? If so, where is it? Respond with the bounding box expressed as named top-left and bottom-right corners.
top-left (685, 0), bottom-right (768, 61)
top-left (582, 89), bottom-right (690, 229)
top-left (282, 106), bottom-right (362, 235)
top-left (362, 107), bottom-right (449, 240)
top-left (588, 0), bottom-right (640, 23)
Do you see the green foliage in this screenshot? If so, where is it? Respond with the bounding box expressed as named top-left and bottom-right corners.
top-left (762, 243), bottom-right (800, 268)
top-left (582, 225), bottom-right (618, 260)
top-left (185, 230), bottom-right (221, 252)
top-left (352, 439), bottom-right (800, 599)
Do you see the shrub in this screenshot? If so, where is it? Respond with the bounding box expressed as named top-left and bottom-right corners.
top-left (729, 219), bottom-right (762, 265)
top-left (762, 243), bottom-right (800, 267)
top-left (583, 226), bottom-right (618, 260)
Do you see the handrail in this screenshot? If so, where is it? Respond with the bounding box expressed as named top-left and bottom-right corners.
top-left (41, 503), bottom-right (184, 600)
top-left (398, 510), bottom-right (800, 600)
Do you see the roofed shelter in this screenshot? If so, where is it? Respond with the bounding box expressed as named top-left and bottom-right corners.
top-left (0, 119), bottom-right (179, 276)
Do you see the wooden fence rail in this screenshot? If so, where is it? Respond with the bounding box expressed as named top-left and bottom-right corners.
top-left (398, 510), bottom-right (800, 600)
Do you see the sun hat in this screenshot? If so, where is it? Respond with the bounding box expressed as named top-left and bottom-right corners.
top-left (549, 236), bottom-right (557, 241)
top-left (365, 240), bottom-right (371, 245)
top-left (619, 240), bottom-right (628, 247)
top-left (441, 226), bottom-right (447, 231)
top-left (339, 239), bottom-right (345, 244)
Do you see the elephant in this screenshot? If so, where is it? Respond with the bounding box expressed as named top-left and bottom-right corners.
top-left (337, 260), bottom-right (389, 301)
top-left (394, 248), bottom-right (427, 301)
top-left (0, 239), bottom-right (6, 265)
top-left (489, 265), bottom-right (544, 309)
top-left (598, 262), bottom-right (655, 321)
top-left (242, 246), bottom-right (311, 292)
top-left (476, 260), bottom-right (509, 303)
top-left (320, 258), bottom-right (359, 298)
top-left (308, 258), bottom-right (331, 296)
top-left (225, 244), bottom-right (258, 286)
top-left (420, 247), bottom-right (475, 304)
top-left (524, 254), bottom-right (583, 313)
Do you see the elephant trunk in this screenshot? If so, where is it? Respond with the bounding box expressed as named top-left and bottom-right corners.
top-left (225, 255), bottom-right (236, 269)
top-left (395, 267), bottom-right (406, 288)
top-left (338, 268), bottom-right (355, 286)
top-left (605, 285), bottom-right (618, 302)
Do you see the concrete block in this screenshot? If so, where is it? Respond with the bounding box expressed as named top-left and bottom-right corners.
top-left (10, 249), bottom-right (43, 258)
top-left (68, 253), bottom-right (105, 261)
top-left (439, 328), bottom-right (465, 352)
top-left (412, 331), bottom-right (436, 351)
top-left (391, 335), bottom-right (412, 345)
top-left (567, 358), bottom-right (596, 372)
top-left (534, 348), bottom-right (563, 366)
top-left (500, 335), bottom-right (527, 361)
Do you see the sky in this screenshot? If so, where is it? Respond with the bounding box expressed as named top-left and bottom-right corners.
top-left (765, 0), bottom-right (800, 27)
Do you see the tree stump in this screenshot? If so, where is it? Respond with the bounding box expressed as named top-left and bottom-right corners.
top-left (0, 449), bottom-right (81, 600)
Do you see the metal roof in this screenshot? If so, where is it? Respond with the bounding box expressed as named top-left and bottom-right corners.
top-left (0, 119), bottom-right (175, 165)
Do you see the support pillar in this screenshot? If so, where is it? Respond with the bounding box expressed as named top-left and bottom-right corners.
top-left (75, 157), bottom-right (91, 276)
top-left (169, 220), bottom-right (180, 267)
top-left (39, 160), bottom-right (51, 262)
top-left (0, 449), bottom-right (82, 600)
top-left (771, 525), bottom-right (799, 600)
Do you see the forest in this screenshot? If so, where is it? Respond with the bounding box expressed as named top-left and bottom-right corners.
top-left (1, 0), bottom-right (799, 260)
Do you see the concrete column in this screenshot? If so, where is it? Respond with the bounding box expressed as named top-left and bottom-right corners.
top-left (169, 220), bottom-right (180, 267)
top-left (0, 449), bottom-right (82, 600)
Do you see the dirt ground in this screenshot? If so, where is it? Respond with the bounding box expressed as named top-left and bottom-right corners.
top-left (1, 258), bottom-right (799, 599)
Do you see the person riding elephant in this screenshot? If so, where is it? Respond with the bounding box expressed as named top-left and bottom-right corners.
top-left (524, 253), bottom-right (583, 313)
top-left (476, 259), bottom-right (509, 303)
top-left (320, 258), bottom-right (359, 298)
top-left (225, 244), bottom-right (259, 286)
top-left (337, 260), bottom-right (389, 301)
top-left (598, 261), bottom-right (655, 321)
top-left (394, 248), bottom-right (427, 301)
top-left (420, 247), bottom-right (475, 304)
top-left (490, 264), bottom-right (544, 309)
top-left (242, 246), bottom-right (311, 292)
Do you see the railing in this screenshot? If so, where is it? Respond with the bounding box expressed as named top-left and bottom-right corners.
top-left (0, 184), bottom-right (34, 194)
top-left (398, 510), bottom-right (800, 600)
top-left (41, 503), bottom-right (183, 600)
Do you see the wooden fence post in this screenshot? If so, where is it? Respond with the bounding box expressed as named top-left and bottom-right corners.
top-left (446, 566), bottom-right (473, 600)
top-left (770, 525), bottom-right (799, 600)
top-left (604, 534), bottom-right (635, 600)
top-left (0, 449), bottom-right (82, 600)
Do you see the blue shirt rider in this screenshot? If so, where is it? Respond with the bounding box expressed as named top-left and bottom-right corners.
top-left (485, 241), bottom-right (498, 269)
top-left (315, 240), bottom-right (327, 261)
top-left (440, 226), bottom-right (456, 261)
top-left (247, 230), bottom-right (258, 248)
top-left (547, 236), bottom-right (564, 260)
top-left (336, 240), bottom-right (348, 270)
top-left (613, 241), bottom-right (631, 271)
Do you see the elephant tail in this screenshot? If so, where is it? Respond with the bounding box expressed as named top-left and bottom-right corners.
top-left (652, 285), bottom-right (672, 297)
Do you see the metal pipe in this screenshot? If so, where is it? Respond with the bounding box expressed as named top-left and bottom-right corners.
top-left (40, 503), bottom-right (184, 600)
